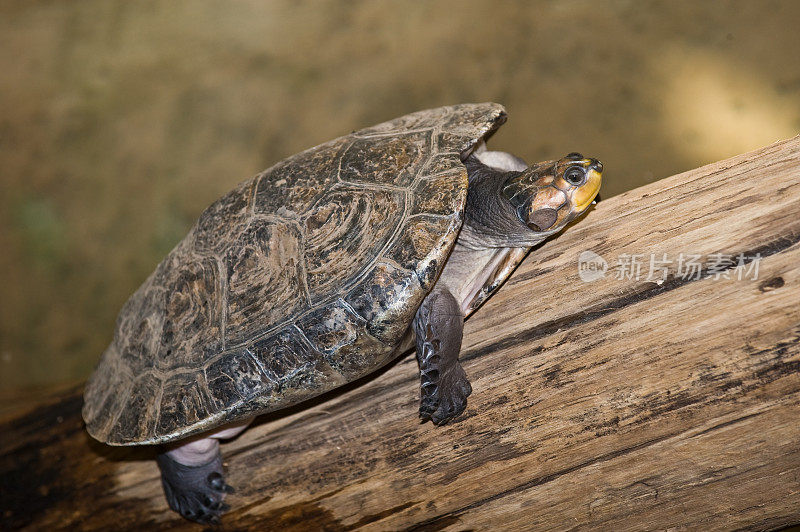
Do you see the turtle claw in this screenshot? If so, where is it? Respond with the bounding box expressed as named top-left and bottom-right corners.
top-left (413, 287), bottom-right (471, 426)
top-left (156, 451), bottom-right (234, 524)
top-left (208, 471), bottom-right (235, 493)
top-left (419, 362), bottom-right (472, 425)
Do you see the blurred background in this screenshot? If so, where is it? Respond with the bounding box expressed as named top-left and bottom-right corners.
top-left (1, 0), bottom-right (799, 406)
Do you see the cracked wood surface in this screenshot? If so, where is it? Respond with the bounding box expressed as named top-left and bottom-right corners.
top-left (2, 136), bottom-right (800, 531)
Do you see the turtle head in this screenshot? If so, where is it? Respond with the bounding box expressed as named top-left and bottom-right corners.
top-left (502, 152), bottom-right (602, 234)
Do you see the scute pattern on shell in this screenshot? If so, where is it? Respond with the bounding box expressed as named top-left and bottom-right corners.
top-left (83, 103), bottom-right (507, 445)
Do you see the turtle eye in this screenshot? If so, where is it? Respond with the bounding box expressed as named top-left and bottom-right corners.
top-left (564, 166), bottom-right (586, 186)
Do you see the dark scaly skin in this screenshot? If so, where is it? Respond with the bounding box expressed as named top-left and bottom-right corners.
top-left (156, 451), bottom-right (233, 524)
top-left (413, 287), bottom-right (471, 425)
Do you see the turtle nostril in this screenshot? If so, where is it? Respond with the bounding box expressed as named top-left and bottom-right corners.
top-left (590, 159), bottom-right (603, 173)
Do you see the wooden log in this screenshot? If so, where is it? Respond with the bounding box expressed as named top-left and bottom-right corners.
top-left (2, 137), bottom-right (800, 531)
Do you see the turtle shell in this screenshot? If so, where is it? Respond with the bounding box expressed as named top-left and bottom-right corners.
top-left (83, 103), bottom-right (507, 445)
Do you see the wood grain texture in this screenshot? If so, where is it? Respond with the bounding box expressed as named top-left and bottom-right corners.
top-left (2, 136), bottom-right (800, 531)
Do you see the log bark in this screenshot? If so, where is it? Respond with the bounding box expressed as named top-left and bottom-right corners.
top-left (3, 137), bottom-right (800, 531)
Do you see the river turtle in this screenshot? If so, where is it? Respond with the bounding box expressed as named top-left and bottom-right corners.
top-left (83, 103), bottom-right (602, 523)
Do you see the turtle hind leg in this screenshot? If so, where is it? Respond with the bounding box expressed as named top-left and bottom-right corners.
top-left (156, 439), bottom-right (234, 524)
top-left (413, 286), bottom-right (472, 425)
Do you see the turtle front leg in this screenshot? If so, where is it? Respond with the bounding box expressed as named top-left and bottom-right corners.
top-left (156, 419), bottom-right (251, 524)
top-left (413, 286), bottom-right (472, 425)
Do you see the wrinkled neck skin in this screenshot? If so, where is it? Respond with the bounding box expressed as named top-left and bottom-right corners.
top-left (432, 152), bottom-right (554, 316)
top-left (459, 156), bottom-right (551, 250)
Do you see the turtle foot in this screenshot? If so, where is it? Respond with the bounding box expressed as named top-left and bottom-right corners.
top-left (156, 451), bottom-right (234, 524)
top-left (419, 361), bottom-right (472, 425)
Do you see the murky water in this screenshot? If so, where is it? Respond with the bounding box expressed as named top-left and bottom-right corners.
top-left (1, 0), bottom-right (799, 400)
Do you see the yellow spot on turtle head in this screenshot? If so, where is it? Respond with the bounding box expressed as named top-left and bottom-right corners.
top-left (574, 168), bottom-right (602, 211)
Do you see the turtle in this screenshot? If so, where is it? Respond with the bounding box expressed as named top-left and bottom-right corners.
top-left (83, 102), bottom-right (602, 524)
